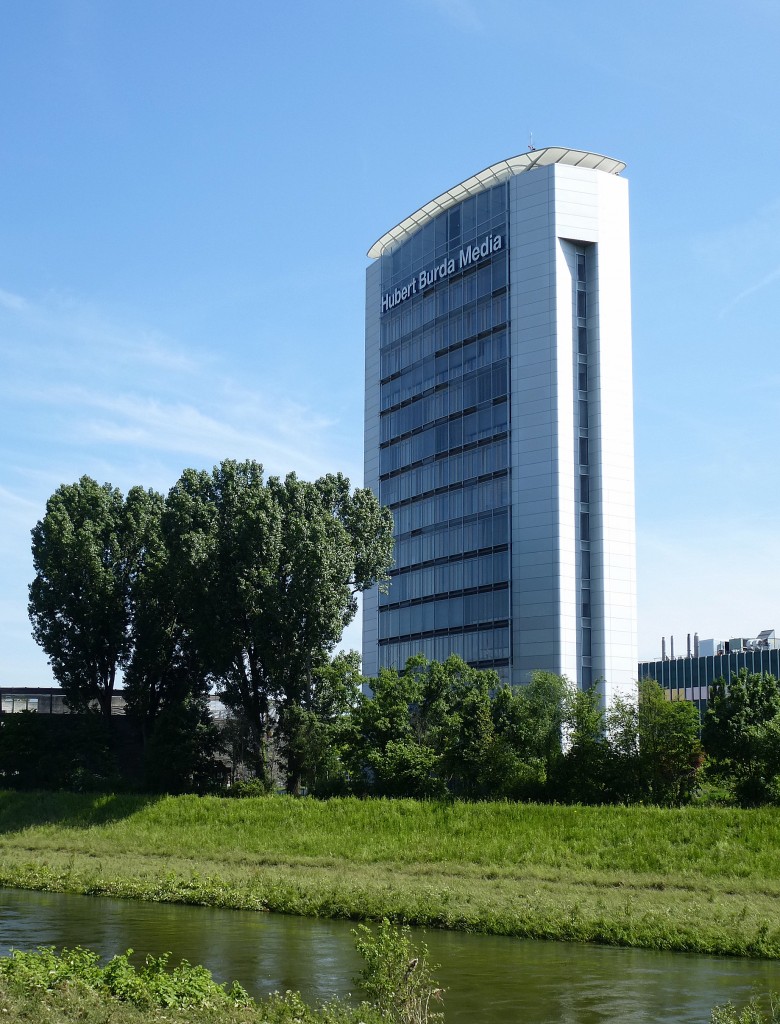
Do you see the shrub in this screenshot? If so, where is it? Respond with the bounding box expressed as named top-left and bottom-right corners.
top-left (353, 919), bottom-right (443, 1024)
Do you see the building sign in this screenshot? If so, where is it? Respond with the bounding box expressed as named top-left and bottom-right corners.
top-left (381, 233), bottom-right (503, 315)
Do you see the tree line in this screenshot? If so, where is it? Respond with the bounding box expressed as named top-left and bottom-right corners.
top-left (8, 462), bottom-right (779, 805)
top-left (309, 656), bottom-right (705, 806)
top-left (22, 461), bottom-right (393, 792)
top-left (243, 655), bottom-right (780, 807)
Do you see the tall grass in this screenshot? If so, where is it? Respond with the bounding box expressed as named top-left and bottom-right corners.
top-left (2, 791), bottom-right (780, 957)
top-left (4, 791), bottom-right (780, 877)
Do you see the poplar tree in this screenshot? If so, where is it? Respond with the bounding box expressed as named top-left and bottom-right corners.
top-left (28, 477), bottom-right (163, 717)
top-left (163, 459), bottom-right (394, 790)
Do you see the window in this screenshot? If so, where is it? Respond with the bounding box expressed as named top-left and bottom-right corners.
top-left (448, 208), bottom-right (461, 242)
top-left (580, 511), bottom-right (590, 542)
top-left (581, 548), bottom-right (591, 580)
top-left (582, 627), bottom-right (592, 658)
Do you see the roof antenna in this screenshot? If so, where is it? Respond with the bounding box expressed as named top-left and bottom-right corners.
top-left (528, 132), bottom-right (536, 152)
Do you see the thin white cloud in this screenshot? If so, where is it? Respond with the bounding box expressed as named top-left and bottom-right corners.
top-left (691, 198), bottom-right (780, 318)
top-left (0, 288), bottom-right (28, 312)
top-left (0, 286), bottom-right (352, 482)
top-left (80, 392), bottom-right (334, 477)
top-left (0, 286), bottom-right (202, 377)
top-left (0, 484), bottom-right (39, 515)
top-left (719, 263), bottom-right (780, 318)
top-left (0, 283), bottom-right (363, 685)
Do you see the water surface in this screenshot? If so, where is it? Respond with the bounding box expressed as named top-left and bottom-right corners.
top-left (2, 887), bottom-right (778, 1023)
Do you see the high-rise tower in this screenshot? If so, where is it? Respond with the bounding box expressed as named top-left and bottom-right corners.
top-left (363, 147), bottom-right (637, 703)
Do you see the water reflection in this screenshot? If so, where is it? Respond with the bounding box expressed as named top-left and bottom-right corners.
top-left (1, 888), bottom-right (778, 1023)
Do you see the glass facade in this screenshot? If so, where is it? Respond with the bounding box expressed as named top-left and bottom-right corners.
top-left (377, 183), bottom-right (511, 680)
top-left (366, 149), bottom-right (637, 699)
top-left (638, 649), bottom-right (780, 718)
top-left (575, 245), bottom-right (592, 687)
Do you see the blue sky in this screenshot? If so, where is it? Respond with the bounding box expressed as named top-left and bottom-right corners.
top-left (2, 0), bottom-right (779, 683)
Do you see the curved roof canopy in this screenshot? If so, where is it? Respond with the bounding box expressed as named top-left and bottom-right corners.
top-left (367, 147), bottom-right (625, 259)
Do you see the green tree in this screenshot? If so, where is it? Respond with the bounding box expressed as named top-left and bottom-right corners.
top-left (163, 460), bottom-right (393, 791)
top-left (350, 655), bottom-right (511, 800)
top-left (489, 672), bottom-right (568, 799)
top-left (637, 679), bottom-right (703, 805)
top-left (121, 487), bottom-right (214, 749)
top-left (421, 656), bottom-right (498, 799)
top-left (348, 661), bottom-right (444, 798)
top-left (703, 670), bottom-right (780, 805)
top-left (276, 650), bottom-right (363, 795)
top-left (552, 685), bottom-right (612, 803)
top-left (604, 690), bottom-right (643, 802)
top-left (29, 477), bottom-right (163, 716)
top-left (142, 695), bottom-right (225, 794)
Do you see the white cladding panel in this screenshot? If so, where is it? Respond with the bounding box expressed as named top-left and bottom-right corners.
top-left (507, 163), bottom-right (636, 698)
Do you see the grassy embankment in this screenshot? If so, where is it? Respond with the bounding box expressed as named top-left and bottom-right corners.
top-left (1, 791), bottom-right (780, 958)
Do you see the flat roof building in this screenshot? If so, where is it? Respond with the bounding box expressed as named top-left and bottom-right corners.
top-left (363, 147), bottom-right (637, 703)
top-left (639, 629), bottom-right (780, 715)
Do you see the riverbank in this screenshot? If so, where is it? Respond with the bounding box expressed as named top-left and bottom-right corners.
top-left (1, 791), bottom-right (779, 958)
top-left (0, 922), bottom-right (429, 1024)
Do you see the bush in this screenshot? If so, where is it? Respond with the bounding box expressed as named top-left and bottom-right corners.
top-left (224, 777), bottom-right (272, 798)
top-left (353, 919), bottom-right (443, 1024)
top-left (711, 995), bottom-right (780, 1023)
top-left (0, 945), bottom-right (251, 1011)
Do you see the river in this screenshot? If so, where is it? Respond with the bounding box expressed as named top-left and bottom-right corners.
top-left (1, 888), bottom-right (778, 1022)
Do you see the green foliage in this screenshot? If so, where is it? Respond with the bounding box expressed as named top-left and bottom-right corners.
top-left (488, 673), bottom-right (566, 799)
top-left (711, 996), bottom-right (780, 1023)
top-left (352, 660), bottom-right (571, 802)
top-left (353, 919), bottom-right (443, 1024)
top-left (349, 655), bottom-right (511, 799)
top-left (224, 777), bottom-right (272, 798)
top-left (121, 489), bottom-right (213, 743)
top-left (546, 680), bottom-right (705, 806)
top-left (353, 661), bottom-right (707, 805)
top-left (550, 686), bottom-right (611, 803)
top-left (142, 696), bottom-right (225, 794)
top-left (637, 679), bottom-right (703, 805)
top-left (277, 650), bottom-right (364, 796)
top-left (348, 662), bottom-right (441, 798)
top-left (163, 460), bottom-right (394, 791)
top-left (0, 945), bottom-right (252, 1011)
top-left (703, 670), bottom-right (780, 805)
top-left (29, 477), bottom-right (164, 716)
top-left (0, 922), bottom-right (442, 1024)
top-left (28, 463), bottom-right (393, 797)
